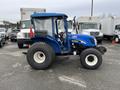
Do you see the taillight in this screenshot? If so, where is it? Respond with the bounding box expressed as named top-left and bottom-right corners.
top-left (29, 27), bottom-right (34, 38)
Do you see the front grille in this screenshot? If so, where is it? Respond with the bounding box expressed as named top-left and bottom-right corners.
top-left (89, 38), bottom-right (95, 44)
top-left (90, 32), bottom-right (99, 36)
top-left (24, 33), bottom-right (30, 39)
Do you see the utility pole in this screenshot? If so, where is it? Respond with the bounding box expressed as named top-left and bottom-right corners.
top-left (91, 0), bottom-right (93, 17)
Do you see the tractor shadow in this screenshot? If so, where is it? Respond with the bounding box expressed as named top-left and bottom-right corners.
top-left (51, 55), bottom-right (82, 70)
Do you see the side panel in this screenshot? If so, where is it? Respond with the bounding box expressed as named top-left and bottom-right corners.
top-left (69, 34), bottom-right (96, 47)
top-left (31, 36), bottom-right (61, 54)
top-left (101, 17), bottom-right (114, 36)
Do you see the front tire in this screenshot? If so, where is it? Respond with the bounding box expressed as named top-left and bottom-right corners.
top-left (27, 42), bottom-right (55, 70)
top-left (80, 48), bottom-right (102, 70)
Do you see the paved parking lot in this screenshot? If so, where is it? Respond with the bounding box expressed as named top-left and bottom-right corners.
top-left (0, 41), bottom-right (120, 90)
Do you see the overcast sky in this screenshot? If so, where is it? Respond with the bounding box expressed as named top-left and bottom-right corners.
top-left (0, 0), bottom-right (120, 22)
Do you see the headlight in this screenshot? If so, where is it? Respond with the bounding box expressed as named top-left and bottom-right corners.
top-left (94, 38), bottom-right (97, 45)
top-left (80, 40), bottom-right (86, 44)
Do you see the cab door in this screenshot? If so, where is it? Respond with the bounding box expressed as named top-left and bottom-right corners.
top-left (54, 18), bottom-right (70, 52)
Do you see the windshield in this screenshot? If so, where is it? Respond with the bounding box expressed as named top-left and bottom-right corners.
top-left (115, 25), bottom-right (120, 31)
top-left (79, 23), bottom-right (98, 30)
top-left (33, 18), bottom-right (53, 36)
top-left (21, 20), bottom-right (31, 29)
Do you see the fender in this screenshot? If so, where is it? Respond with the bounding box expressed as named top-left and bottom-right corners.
top-left (31, 35), bottom-right (61, 54)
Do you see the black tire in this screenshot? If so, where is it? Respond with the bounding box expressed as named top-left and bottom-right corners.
top-left (11, 39), bottom-right (14, 42)
top-left (0, 41), bottom-right (4, 48)
top-left (18, 43), bottom-right (23, 49)
top-left (80, 48), bottom-right (102, 70)
top-left (27, 42), bottom-right (55, 70)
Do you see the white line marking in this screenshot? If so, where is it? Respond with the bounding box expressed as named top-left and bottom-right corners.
top-left (12, 63), bottom-right (22, 68)
top-left (1, 71), bottom-right (14, 78)
top-left (0, 51), bottom-right (23, 57)
top-left (59, 75), bottom-right (86, 88)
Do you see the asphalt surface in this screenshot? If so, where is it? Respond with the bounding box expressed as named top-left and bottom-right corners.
top-left (0, 41), bottom-right (120, 90)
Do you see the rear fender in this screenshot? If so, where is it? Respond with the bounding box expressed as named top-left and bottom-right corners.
top-left (32, 36), bottom-right (61, 54)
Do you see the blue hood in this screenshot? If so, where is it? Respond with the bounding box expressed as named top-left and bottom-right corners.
top-left (68, 34), bottom-right (96, 47)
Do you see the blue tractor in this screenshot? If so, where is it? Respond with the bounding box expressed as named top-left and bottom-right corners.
top-left (27, 13), bottom-right (107, 70)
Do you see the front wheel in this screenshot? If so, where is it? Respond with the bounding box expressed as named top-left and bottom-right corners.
top-left (80, 48), bottom-right (102, 70)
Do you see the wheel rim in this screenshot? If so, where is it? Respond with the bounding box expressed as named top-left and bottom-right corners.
top-left (33, 51), bottom-right (46, 64)
top-left (85, 54), bottom-right (98, 66)
top-left (115, 37), bottom-right (119, 42)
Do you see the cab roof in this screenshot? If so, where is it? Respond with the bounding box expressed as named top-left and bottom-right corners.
top-left (31, 13), bottom-right (68, 18)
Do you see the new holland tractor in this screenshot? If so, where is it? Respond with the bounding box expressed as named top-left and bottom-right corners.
top-left (26, 13), bottom-right (107, 70)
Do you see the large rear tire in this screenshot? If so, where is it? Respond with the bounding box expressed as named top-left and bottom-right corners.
top-left (27, 42), bottom-right (55, 70)
top-left (80, 48), bottom-right (102, 70)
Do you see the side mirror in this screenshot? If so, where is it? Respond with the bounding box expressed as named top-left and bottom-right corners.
top-left (73, 16), bottom-right (76, 30)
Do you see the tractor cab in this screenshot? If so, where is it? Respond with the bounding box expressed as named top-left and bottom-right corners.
top-left (31, 13), bottom-right (70, 54)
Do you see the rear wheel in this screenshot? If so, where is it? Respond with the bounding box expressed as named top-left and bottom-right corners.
top-left (80, 48), bottom-right (102, 70)
top-left (27, 42), bottom-right (55, 70)
top-left (18, 43), bottom-right (23, 49)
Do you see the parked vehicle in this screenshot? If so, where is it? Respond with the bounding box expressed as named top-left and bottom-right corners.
top-left (0, 28), bottom-right (6, 47)
top-left (77, 17), bottom-right (103, 43)
top-left (100, 16), bottom-right (115, 40)
top-left (114, 24), bottom-right (120, 42)
top-left (17, 8), bottom-right (46, 48)
top-left (10, 29), bottom-right (20, 42)
top-left (26, 13), bottom-right (107, 70)
top-left (101, 16), bottom-right (120, 42)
